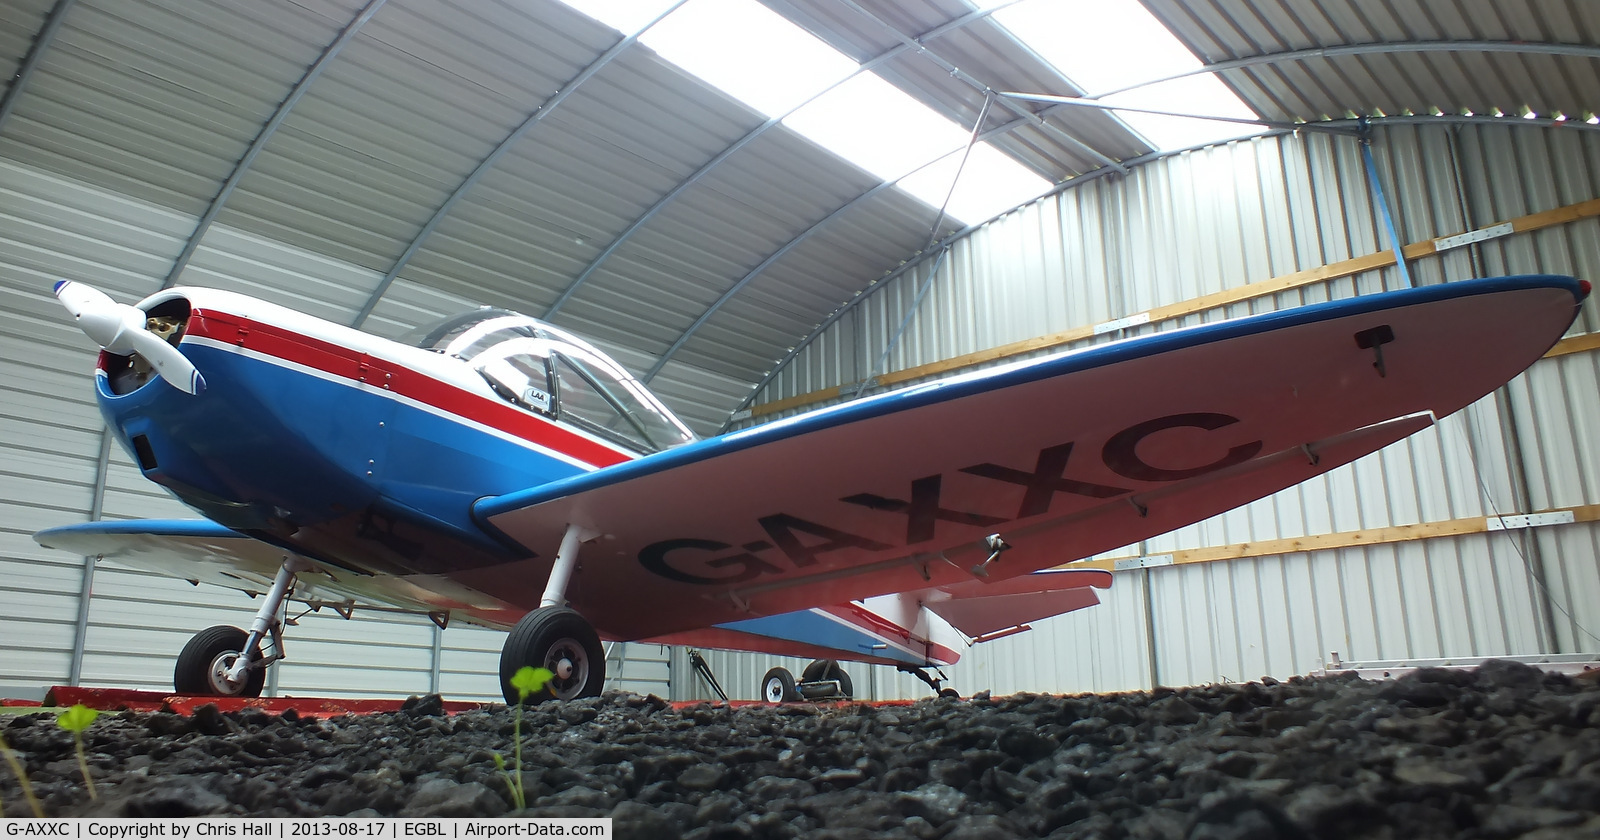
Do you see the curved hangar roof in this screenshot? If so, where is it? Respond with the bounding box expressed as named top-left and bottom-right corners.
top-left (0, 0), bottom-right (1594, 433)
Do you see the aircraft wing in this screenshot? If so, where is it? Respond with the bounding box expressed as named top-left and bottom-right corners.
top-left (470, 276), bottom-right (1586, 641)
top-left (33, 519), bottom-right (516, 620)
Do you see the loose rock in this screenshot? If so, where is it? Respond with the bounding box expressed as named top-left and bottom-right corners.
top-left (0, 664), bottom-right (1592, 839)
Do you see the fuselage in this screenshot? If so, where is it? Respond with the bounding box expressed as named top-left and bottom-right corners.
top-left (92, 287), bottom-right (966, 667)
top-left (100, 288), bottom-right (640, 576)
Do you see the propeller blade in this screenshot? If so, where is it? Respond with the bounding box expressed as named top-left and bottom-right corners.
top-left (52, 280), bottom-right (205, 395)
top-left (126, 327), bottom-right (206, 394)
top-left (53, 280), bottom-right (141, 352)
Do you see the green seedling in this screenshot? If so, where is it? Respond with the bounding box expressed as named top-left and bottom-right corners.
top-left (0, 728), bottom-right (45, 817)
top-left (56, 704), bottom-right (100, 800)
top-left (497, 666), bottom-right (553, 810)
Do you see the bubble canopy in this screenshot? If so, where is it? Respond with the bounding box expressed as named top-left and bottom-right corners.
top-left (403, 308), bottom-right (697, 454)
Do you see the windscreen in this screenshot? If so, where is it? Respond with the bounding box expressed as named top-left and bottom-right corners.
top-left (410, 308), bottom-right (698, 452)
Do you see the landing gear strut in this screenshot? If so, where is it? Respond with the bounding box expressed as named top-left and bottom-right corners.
top-left (174, 556), bottom-right (310, 697)
top-left (499, 525), bottom-right (605, 704)
top-left (899, 664), bottom-right (960, 699)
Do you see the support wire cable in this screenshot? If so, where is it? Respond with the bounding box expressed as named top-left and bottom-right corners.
top-left (1358, 118), bottom-right (1413, 288)
top-left (853, 92), bottom-right (994, 401)
top-left (1446, 403), bottom-right (1600, 647)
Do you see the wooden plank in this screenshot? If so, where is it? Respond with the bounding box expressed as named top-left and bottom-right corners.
top-left (1512, 197), bottom-right (1600, 233)
top-left (1070, 503), bottom-right (1600, 572)
top-left (1546, 332), bottom-right (1600, 359)
top-left (750, 197), bottom-right (1600, 420)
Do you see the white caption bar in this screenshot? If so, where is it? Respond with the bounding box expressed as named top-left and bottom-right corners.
top-left (0, 819), bottom-right (611, 839)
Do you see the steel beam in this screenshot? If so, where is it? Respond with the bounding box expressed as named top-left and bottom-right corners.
top-left (162, 0), bottom-right (387, 289)
top-left (542, 1), bottom-right (1030, 321)
top-left (1089, 41), bottom-right (1600, 102)
top-left (351, 0), bottom-right (689, 329)
top-left (999, 91), bottom-right (1320, 134)
top-left (429, 623), bottom-right (443, 694)
top-left (67, 430), bottom-right (112, 686)
top-left (0, 0), bottom-right (77, 136)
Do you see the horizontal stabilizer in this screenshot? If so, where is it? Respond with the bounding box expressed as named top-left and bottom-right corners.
top-left (925, 568), bottom-right (1111, 638)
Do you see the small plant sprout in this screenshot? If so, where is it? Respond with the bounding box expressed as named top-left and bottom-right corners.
top-left (0, 729), bottom-right (46, 818)
top-left (496, 665), bottom-right (553, 810)
top-left (56, 703), bottom-right (100, 800)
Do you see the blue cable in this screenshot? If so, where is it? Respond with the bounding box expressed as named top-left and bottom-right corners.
top-left (1359, 118), bottom-right (1414, 288)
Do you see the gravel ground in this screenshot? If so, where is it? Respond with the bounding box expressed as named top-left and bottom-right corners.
top-left (3, 660), bottom-right (1599, 839)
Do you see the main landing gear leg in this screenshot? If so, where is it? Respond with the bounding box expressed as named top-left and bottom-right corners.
top-left (500, 524), bottom-right (606, 704)
top-left (174, 556), bottom-right (309, 697)
top-left (899, 664), bottom-right (961, 699)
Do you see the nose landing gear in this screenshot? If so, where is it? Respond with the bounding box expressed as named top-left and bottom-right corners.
top-left (173, 556), bottom-right (310, 697)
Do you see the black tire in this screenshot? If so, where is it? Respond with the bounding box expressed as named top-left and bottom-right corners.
top-left (761, 667), bottom-right (800, 703)
top-left (835, 668), bottom-right (853, 700)
top-left (801, 659), bottom-right (853, 699)
top-left (500, 606), bottom-right (605, 704)
top-left (174, 625), bottom-right (265, 697)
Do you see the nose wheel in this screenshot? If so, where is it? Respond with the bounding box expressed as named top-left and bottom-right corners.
top-left (174, 557), bottom-right (308, 697)
top-left (174, 625), bottom-right (267, 697)
top-left (499, 606), bottom-right (605, 704)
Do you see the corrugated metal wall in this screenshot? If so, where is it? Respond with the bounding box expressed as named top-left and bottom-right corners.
top-left (709, 123), bottom-right (1600, 700)
top-left (0, 157), bottom-right (491, 701)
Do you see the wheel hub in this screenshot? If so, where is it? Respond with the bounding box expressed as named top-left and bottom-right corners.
top-left (207, 651), bottom-right (246, 695)
top-left (544, 638), bottom-right (588, 700)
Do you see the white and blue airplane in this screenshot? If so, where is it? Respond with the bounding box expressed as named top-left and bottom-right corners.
top-left (33, 275), bottom-right (1589, 703)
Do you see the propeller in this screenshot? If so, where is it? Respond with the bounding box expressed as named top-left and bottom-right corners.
top-left (53, 280), bottom-right (205, 394)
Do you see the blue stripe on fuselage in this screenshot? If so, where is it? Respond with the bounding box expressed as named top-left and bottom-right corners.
top-left (716, 609), bottom-right (927, 666)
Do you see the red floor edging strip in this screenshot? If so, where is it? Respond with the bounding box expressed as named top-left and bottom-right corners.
top-left (43, 686), bottom-right (488, 716)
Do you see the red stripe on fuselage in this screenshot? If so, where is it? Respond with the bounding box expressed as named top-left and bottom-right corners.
top-left (185, 309), bottom-right (635, 469)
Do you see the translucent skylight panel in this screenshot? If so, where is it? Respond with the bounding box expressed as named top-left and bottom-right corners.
top-left (899, 144), bottom-right (1053, 227)
top-left (990, 0), bottom-right (1265, 150)
top-left (640, 0), bottom-right (856, 116)
top-left (554, 0), bottom-right (677, 34)
top-left (783, 74), bottom-right (969, 182)
top-left (554, 0), bottom-right (1055, 224)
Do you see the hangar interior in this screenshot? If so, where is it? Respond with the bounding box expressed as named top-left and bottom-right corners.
top-left (0, 0), bottom-right (1596, 703)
